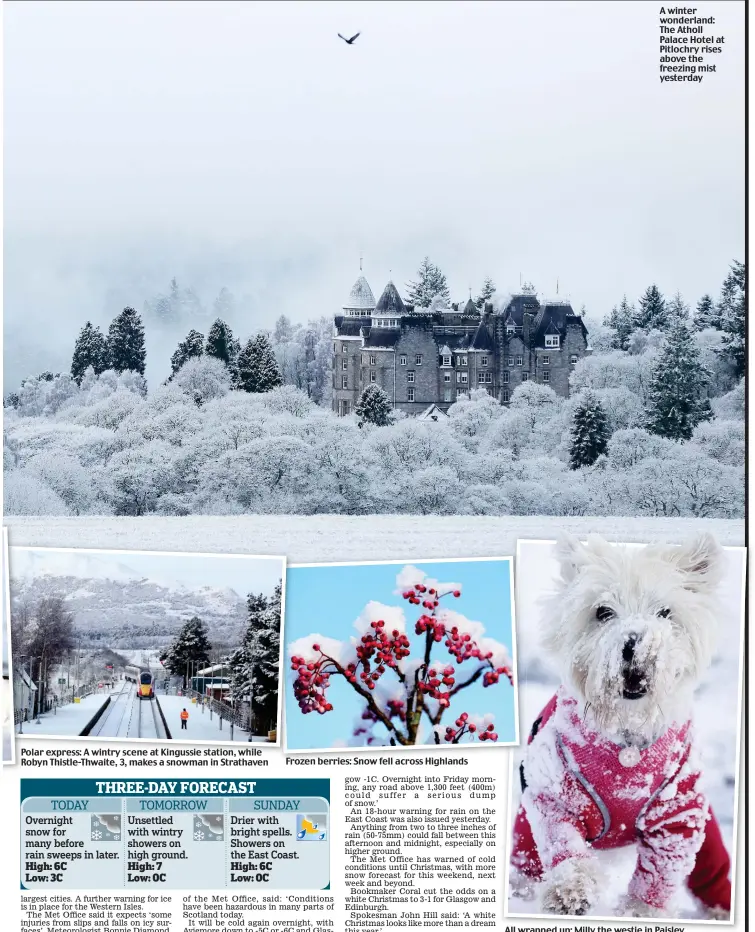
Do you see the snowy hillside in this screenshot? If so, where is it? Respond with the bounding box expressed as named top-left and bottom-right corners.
top-left (9, 571), bottom-right (246, 651)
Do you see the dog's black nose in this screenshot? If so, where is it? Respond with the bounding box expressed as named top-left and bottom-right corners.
top-left (623, 635), bottom-right (638, 663)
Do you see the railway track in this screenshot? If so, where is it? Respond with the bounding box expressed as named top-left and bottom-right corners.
top-left (83, 682), bottom-right (170, 739)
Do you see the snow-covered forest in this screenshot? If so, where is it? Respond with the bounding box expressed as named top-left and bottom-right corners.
top-left (3, 262), bottom-right (745, 520)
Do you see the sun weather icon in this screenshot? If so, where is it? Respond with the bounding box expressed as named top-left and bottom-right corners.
top-left (296, 815), bottom-right (327, 841)
top-left (91, 814), bottom-right (121, 842)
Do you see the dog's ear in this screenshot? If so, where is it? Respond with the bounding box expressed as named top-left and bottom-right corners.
top-left (554, 533), bottom-right (590, 583)
top-left (665, 533), bottom-right (724, 592)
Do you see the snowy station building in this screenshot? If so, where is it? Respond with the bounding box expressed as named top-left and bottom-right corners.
top-left (332, 273), bottom-right (589, 416)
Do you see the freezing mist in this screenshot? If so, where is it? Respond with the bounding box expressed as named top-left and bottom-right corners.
top-left (3, 0), bottom-right (745, 389)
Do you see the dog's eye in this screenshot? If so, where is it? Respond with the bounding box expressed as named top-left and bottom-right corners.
top-left (657, 607), bottom-right (672, 619)
top-left (595, 605), bottom-right (615, 622)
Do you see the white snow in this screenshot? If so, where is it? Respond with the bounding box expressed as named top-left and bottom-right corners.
top-left (508, 541), bottom-right (745, 921)
top-left (2, 516), bottom-right (744, 564)
top-left (16, 687), bottom-right (115, 737)
top-left (157, 695), bottom-right (266, 742)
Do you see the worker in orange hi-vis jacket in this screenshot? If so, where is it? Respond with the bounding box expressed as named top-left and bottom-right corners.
top-left (180, 708), bottom-right (189, 730)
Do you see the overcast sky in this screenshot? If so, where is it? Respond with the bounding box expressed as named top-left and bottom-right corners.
top-left (4, 0), bottom-right (745, 387)
top-left (9, 547), bottom-right (283, 597)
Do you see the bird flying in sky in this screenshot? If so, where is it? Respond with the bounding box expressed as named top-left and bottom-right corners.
top-left (338, 32), bottom-right (360, 45)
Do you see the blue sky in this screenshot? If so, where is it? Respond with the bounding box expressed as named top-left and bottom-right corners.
top-left (283, 559), bottom-right (515, 750)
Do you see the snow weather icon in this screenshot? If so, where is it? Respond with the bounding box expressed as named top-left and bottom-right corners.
top-left (91, 814), bottom-right (121, 842)
top-left (296, 815), bottom-right (327, 841)
top-left (193, 814), bottom-right (224, 842)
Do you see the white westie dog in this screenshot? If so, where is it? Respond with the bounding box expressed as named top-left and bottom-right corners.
top-left (509, 533), bottom-right (732, 920)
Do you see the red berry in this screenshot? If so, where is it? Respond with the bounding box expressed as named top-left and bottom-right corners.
top-left (453, 590), bottom-right (461, 598)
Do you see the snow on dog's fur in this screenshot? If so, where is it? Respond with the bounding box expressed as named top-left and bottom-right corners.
top-left (510, 534), bottom-right (731, 920)
top-left (542, 533), bottom-right (721, 749)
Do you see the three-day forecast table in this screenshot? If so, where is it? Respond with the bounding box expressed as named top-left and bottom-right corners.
top-left (21, 779), bottom-right (330, 890)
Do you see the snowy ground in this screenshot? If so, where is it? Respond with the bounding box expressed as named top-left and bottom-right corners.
top-left (156, 694), bottom-right (265, 742)
top-left (507, 541), bottom-right (746, 921)
top-left (2, 515), bottom-right (744, 563)
top-left (15, 686), bottom-right (115, 737)
top-left (3, 678), bottom-right (12, 762)
top-left (12, 683), bottom-right (265, 743)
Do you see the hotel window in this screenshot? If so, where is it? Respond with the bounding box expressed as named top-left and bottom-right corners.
top-left (502, 390), bottom-right (510, 403)
top-left (407, 387), bottom-right (415, 402)
top-left (444, 389), bottom-right (452, 403)
top-left (341, 375), bottom-right (348, 389)
top-left (484, 372), bottom-right (492, 383)
top-left (416, 354), bottom-right (423, 365)
top-left (522, 372), bottom-right (529, 382)
top-left (338, 400), bottom-right (350, 416)
top-left (444, 373), bottom-right (451, 383)
top-left (478, 372), bottom-right (486, 384)
top-left (481, 356), bottom-right (488, 367)
top-left (442, 355), bottom-right (452, 367)
top-left (516, 356), bottom-right (523, 366)
top-left (506, 325), bottom-right (515, 334)
top-left (370, 370), bottom-right (376, 383)
top-left (407, 371), bottom-right (415, 383)
top-left (508, 356), bottom-right (514, 367)
top-left (457, 371), bottom-right (468, 384)
top-left (542, 371), bottom-right (550, 383)
top-left (542, 355), bottom-right (550, 365)
top-left (400, 355), bottom-right (407, 365)
top-left (503, 371), bottom-right (509, 384)
top-left (342, 343), bottom-right (348, 353)
top-left (369, 354), bottom-right (376, 366)
top-left (545, 334), bottom-right (561, 349)
top-left (333, 343), bottom-right (337, 354)
top-left (570, 354), bottom-right (578, 365)
top-left (342, 359), bottom-right (348, 370)
top-left (458, 355), bottom-right (468, 366)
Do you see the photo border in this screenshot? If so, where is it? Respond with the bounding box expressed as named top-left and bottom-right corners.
top-left (3, 529), bottom-right (16, 765)
top-left (503, 538), bottom-right (747, 926)
top-left (7, 545), bottom-right (287, 749)
top-left (282, 555), bottom-right (519, 754)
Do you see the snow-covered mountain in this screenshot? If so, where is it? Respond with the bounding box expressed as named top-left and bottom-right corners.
top-left (11, 573), bottom-right (247, 652)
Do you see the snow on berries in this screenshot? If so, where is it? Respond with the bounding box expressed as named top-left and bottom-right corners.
top-left (289, 564), bottom-right (514, 745)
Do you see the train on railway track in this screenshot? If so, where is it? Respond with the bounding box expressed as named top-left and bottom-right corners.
top-left (124, 665), bottom-right (155, 699)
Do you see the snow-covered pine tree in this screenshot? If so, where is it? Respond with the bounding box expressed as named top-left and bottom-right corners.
top-left (205, 319), bottom-right (239, 367)
top-left (666, 291), bottom-right (690, 326)
top-left (170, 329), bottom-right (205, 375)
top-left (355, 384), bottom-right (394, 427)
top-left (646, 320), bottom-right (713, 441)
top-left (474, 277), bottom-right (496, 310)
top-left (569, 390), bottom-right (609, 469)
top-left (406, 257), bottom-right (450, 308)
top-left (159, 616), bottom-right (212, 688)
top-left (603, 296), bottom-right (635, 351)
top-left (227, 642), bottom-right (253, 707)
top-left (717, 260), bottom-right (745, 378)
top-left (107, 307), bottom-right (146, 375)
top-left (250, 584), bottom-right (281, 734)
top-left (236, 334), bottom-right (283, 393)
top-left (71, 321), bottom-right (110, 384)
top-left (693, 294), bottom-right (719, 330)
top-left (634, 284), bottom-right (667, 331)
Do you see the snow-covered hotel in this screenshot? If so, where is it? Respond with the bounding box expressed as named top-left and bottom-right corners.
top-left (332, 273), bottom-right (589, 417)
